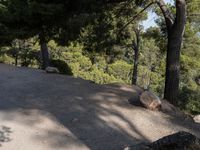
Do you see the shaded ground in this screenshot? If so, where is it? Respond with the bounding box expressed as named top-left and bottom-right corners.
top-left (0, 63), bottom-right (199, 150)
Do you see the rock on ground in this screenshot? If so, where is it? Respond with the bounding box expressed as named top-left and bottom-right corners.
top-left (125, 131), bottom-right (200, 150)
top-left (140, 91), bottom-right (161, 111)
top-left (45, 66), bottom-right (60, 73)
top-left (194, 115), bottom-right (200, 123)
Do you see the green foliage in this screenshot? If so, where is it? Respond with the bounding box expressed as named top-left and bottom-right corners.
top-left (107, 60), bottom-right (132, 83)
top-left (177, 21), bottom-right (200, 114)
top-left (186, 0), bottom-right (200, 27)
top-left (80, 1), bottom-right (147, 63)
top-left (0, 54), bottom-right (13, 64)
top-left (79, 66), bottom-right (118, 84)
top-left (48, 41), bottom-right (120, 84)
top-left (136, 38), bottom-right (165, 95)
top-left (0, 38), bottom-right (40, 67)
top-left (179, 86), bottom-right (200, 114)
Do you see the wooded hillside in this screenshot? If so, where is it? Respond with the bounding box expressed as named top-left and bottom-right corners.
top-left (0, 0), bottom-right (200, 114)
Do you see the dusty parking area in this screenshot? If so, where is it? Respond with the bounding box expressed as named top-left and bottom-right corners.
top-left (0, 64), bottom-right (200, 150)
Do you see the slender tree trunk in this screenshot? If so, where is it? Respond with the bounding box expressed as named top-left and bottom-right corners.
top-left (132, 28), bottom-right (140, 85)
top-left (132, 47), bottom-right (139, 85)
top-left (164, 0), bottom-right (186, 105)
top-left (164, 30), bottom-right (182, 105)
top-left (15, 54), bottom-right (18, 66)
top-left (39, 33), bottom-right (50, 69)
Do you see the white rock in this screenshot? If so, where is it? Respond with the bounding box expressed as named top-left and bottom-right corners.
top-left (193, 115), bottom-right (200, 123)
top-left (72, 118), bottom-right (79, 123)
top-left (45, 67), bottom-right (60, 74)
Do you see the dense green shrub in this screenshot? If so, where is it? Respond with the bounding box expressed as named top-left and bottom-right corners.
top-left (0, 54), bottom-right (14, 64)
top-left (78, 66), bottom-right (118, 84)
top-left (107, 60), bottom-right (132, 83)
top-left (179, 86), bottom-right (200, 114)
top-left (50, 59), bottom-right (73, 75)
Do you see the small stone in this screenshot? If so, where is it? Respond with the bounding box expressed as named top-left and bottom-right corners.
top-left (124, 142), bottom-right (152, 150)
top-left (194, 115), bottom-right (200, 123)
top-left (124, 146), bottom-right (131, 150)
top-left (72, 118), bottom-right (79, 123)
top-left (45, 67), bottom-right (60, 74)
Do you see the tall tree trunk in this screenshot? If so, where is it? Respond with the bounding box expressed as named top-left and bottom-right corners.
top-left (157, 0), bottom-right (186, 104)
top-left (164, 31), bottom-right (181, 105)
top-left (164, 0), bottom-right (186, 105)
top-left (39, 33), bottom-right (50, 70)
top-left (132, 28), bottom-right (140, 85)
top-left (15, 54), bottom-right (18, 66)
top-left (132, 47), bottom-right (139, 85)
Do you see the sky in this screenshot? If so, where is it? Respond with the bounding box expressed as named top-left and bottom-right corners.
top-left (142, 0), bottom-right (174, 30)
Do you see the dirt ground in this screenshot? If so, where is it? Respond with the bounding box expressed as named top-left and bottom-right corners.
top-left (0, 63), bottom-right (199, 150)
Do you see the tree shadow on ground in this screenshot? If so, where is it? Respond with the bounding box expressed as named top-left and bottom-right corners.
top-left (0, 64), bottom-right (200, 150)
top-left (0, 126), bottom-right (12, 147)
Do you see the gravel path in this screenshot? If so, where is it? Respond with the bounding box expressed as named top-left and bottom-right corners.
top-left (0, 63), bottom-right (199, 150)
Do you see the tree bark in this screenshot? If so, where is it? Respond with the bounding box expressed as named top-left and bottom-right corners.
top-left (132, 29), bottom-right (140, 85)
top-left (15, 54), bottom-right (18, 66)
top-left (132, 47), bottom-right (139, 85)
top-left (163, 0), bottom-right (186, 105)
top-left (39, 33), bottom-right (50, 70)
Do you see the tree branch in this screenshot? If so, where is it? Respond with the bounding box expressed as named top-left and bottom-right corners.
top-left (174, 0), bottom-right (186, 27)
top-left (134, 28), bottom-right (141, 48)
top-left (119, 2), bottom-right (154, 32)
top-left (156, 0), bottom-right (174, 31)
top-left (114, 0), bottom-right (134, 18)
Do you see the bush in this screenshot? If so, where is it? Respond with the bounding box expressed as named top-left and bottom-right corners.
top-left (0, 54), bottom-right (14, 64)
top-left (179, 86), bottom-right (200, 115)
top-left (78, 66), bottom-right (119, 84)
top-left (50, 59), bottom-right (73, 75)
top-left (107, 60), bottom-right (132, 83)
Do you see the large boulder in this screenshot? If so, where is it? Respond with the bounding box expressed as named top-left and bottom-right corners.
top-left (45, 66), bottom-right (60, 74)
top-left (194, 115), bottom-right (200, 123)
top-left (124, 142), bottom-right (152, 150)
top-left (150, 131), bottom-right (200, 150)
top-left (125, 131), bottom-right (200, 150)
top-left (140, 91), bottom-right (161, 111)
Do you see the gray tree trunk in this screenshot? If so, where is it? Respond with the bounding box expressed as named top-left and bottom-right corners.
top-left (132, 47), bottom-right (139, 85)
top-left (132, 29), bottom-right (140, 85)
top-left (39, 33), bottom-right (50, 70)
top-left (15, 55), bottom-right (18, 66)
top-left (157, 0), bottom-right (186, 105)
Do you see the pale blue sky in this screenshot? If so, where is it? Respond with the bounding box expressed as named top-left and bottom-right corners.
top-left (142, 0), bottom-right (174, 30)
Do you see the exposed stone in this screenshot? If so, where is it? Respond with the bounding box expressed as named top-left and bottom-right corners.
top-left (194, 115), bottom-right (200, 123)
top-left (140, 91), bottom-right (161, 111)
top-left (45, 67), bottom-right (60, 74)
top-left (126, 132), bottom-right (200, 150)
top-left (150, 131), bottom-right (200, 150)
top-left (72, 118), bottom-right (79, 123)
top-left (124, 142), bottom-right (152, 150)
